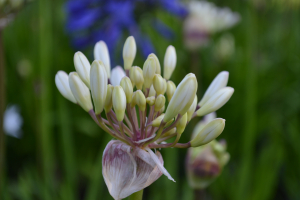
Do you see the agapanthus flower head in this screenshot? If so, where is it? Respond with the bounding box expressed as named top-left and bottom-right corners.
top-left (65, 0), bottom-right (187, 59)
top-left (186, 112), bottom-right (230, 189)
top-left (184, 1), bottom-right (240, 50)
top-left (55, 36), bottom-right (234, 200)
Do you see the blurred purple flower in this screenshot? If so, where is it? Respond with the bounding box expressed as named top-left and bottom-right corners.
top-left (65, 0), bottom-right (187, 59)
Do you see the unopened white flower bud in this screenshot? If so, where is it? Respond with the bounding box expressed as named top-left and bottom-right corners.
top-left (163, 45), bottom-right (177, 80)
top-left (187, 96), bottom-right (198, 122)
top-left (73, 52), bottom-right (91, 88)
top-left (55, 71), bottom-right (77, 103)
top-left (152, 114), bottom-right (165, 127)
top-left (166, 81), bottom-right (176, 102)
top-left (176, 113), bottom-right (188, 135)
top-left (148, 85), bottom-right (156, 97)
top-left (123, 36), bottom-right (136, 70)
top-left (135, 90), bottom-right (146, 111)
top-left (143, 57), bottom-right (156, 89)
top-left (199, 71), bottom-right (229, 106)
top-left (120, 77), bottom-right (133, 103)
top-left (146, 96), bottom-right (156, 106)
top-left (110, 66), bottom-right (126, 86)
top-left (152, 114), bottom-right (173, 127)
top-left (129, 66), bottom-right (144, 90)
top-left (196, 87), bottom-right (234, 116)
top-left (112, 86), bottom-right (126, 121)
top-left (131, 92), bottom-right (137, 108)
top-left (163, 73), bottom-right (198, 122)
top-left (69, 72), bottom-right (93, 112)
top-left (160, 105), bottom-right (165, 113)
top-left (164, 127), bottom-right (177, 136)
top-left (153, 74), bottom-right (167, 96)
top-left (94, 41), bottom-right (111, 78)
top-left (104, 84), bottom-right (114, 112)
top-left (90, 61), bottom-right (108, 114)
top-left (148, 53), bottom-right (161, 74)
top-left (154, 94), bottom-right (165, 112)
top-left (190, 118), bottom-right (225, 147)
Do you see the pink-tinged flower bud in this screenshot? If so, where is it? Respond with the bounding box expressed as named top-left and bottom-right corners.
top-left (102, 140), bottom-right (164, 200)
top-left (186, 139), bottom-right (229, 189)
top-left (110, 66), bottom-right (126, 86)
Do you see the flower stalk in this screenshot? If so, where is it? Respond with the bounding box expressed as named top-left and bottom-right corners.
top-left (128, 190), bottom-right (144, 200)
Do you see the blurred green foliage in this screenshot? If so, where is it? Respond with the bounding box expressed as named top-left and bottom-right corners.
top-left (1, 0), bottom-right (300, 200)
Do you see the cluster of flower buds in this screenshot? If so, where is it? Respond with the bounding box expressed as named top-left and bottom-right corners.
top-left (186, 113), bottom-right (230, 189)
top-left (55, 36), bottom-right (234, 200)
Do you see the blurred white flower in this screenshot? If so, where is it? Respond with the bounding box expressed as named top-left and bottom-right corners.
top-left (3, 105), bottom-right (23, 138)
top-left (184, 1), bottom-right (240, 50)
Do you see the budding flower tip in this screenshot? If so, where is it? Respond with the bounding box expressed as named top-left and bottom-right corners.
top-left (123, 36), bottom-right (137, 70)
top-left (55, 71), bottom-right (77, 104)
top-left (190, 118), bottom-right (225, 147)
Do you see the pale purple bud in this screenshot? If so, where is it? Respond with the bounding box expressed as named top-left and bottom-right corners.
top-left (102, 140), bottom-right (164, 200)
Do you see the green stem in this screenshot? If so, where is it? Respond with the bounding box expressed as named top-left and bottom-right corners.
top-left (0, 29), bottom-right (6, 195)
top-left (194, 189), bottom-right (206, 200)
top-left (38, 0), bottom-right (55, 198)
top-left (58, 99), bottom-right (76, 199)
top-left (191, 51), bottom-right (201, 95)
top-left (128, 190), bottom-right (144, 200)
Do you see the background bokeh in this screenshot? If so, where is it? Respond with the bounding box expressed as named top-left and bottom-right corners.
top-left (1, 0), bottom-right (300, 199)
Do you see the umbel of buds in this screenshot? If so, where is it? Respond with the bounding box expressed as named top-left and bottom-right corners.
top-left (55, 36), bottom-right (234, 200)
top-left (186, 113), bottom-right (230, 189)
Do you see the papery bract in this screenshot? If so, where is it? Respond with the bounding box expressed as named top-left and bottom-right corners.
top-left (103, 140), bottom-right (164, 200)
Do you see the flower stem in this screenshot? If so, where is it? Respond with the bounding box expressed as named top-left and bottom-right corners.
top-left (128, 189), bottom-right (144, 200)
top-left (194, 189), bottom-right (206, 200)
top-left (0, 29), bottom-right (6, 194)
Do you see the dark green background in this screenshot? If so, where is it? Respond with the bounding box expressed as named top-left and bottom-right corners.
top-left (1, 0), bottom-right (300, 199)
